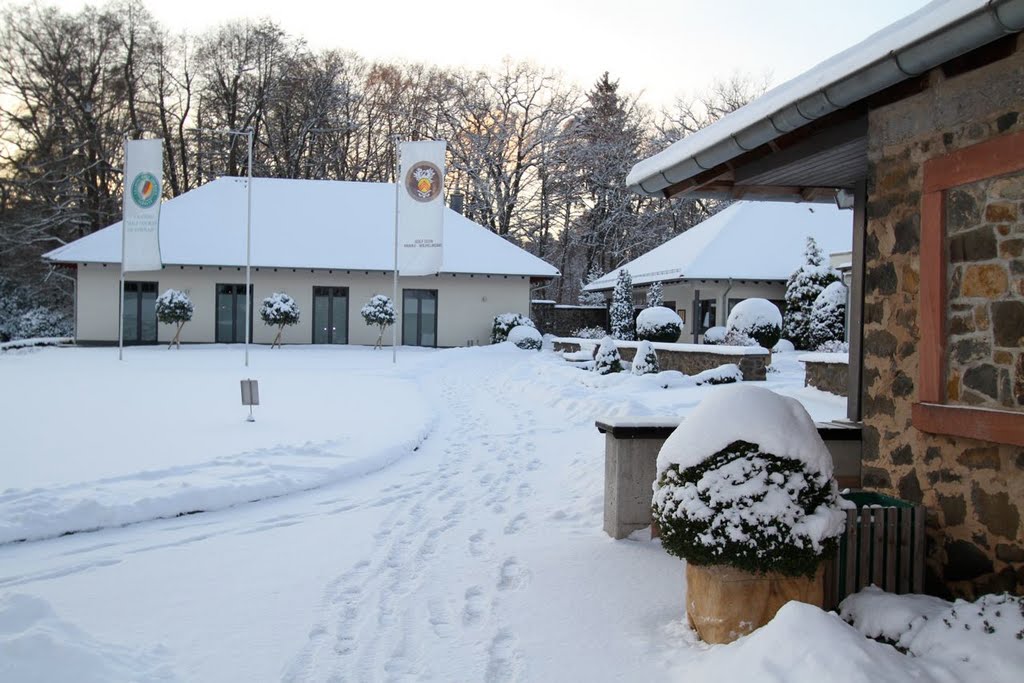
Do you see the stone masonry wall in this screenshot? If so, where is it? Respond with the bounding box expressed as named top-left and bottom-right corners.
top-left (863, 50), bottom-right (1024, 599)
top-left (530, 301), bottom-right (607, 337)
top-left (804, 360), bottom-right (849, 397)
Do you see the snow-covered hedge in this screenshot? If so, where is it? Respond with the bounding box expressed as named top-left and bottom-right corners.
top-left (772, 339), bottom-right (796, 354)
top-left (636, 306), bottom-right (682, 343)
top-left (593, 336), bottom-right (623, 374)
top-left (571, 326), bottom-right (606, 339)
top-left (726, 298), bottom-right (782, 350)
top-left (9, 307), bottom-right (73, 340)
top-left (508, 324), bottom-right (542, 351)
top-left (702, 326), bottom-right (727, 345)
top-left (631, 340), bottom-right (659, 375)
top-left (491, 313), bottom-right (534, 344)
top-left (653, 385), bottom-right (845, 577)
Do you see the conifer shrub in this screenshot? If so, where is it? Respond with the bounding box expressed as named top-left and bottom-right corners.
top-left (593, 336), bottom-right (623, 374)
top-left (809, 281), bottom-right (848, 350)
top-left (631, 340), bottom-right (659, 375)
top-left (636, 306), bottom-right (682, 343)
top-left (646, 281), bottom-right (664, 308)
top-left (783, 237), bottom-right (841, 350)
top-left (610, 269), bottom-right (635, 340)
top-left (491, 313), bottom-right (534, 344)
top-left (508, 324), bottom-right (542, 351)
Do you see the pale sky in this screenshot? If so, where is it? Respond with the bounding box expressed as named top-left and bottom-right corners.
top-left (37, 0), bottom-right (932, 107)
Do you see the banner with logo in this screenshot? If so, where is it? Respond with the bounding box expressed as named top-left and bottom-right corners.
top-left (396, 140), bottom-right (446, 276)
top-left (122, 139), bottom-right (164, 273)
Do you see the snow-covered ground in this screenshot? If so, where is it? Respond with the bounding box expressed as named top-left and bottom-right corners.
top-left (0, 344), bottom-right (1014, 681)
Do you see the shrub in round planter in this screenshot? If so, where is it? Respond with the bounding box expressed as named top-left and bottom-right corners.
top-left (491, 313), bottom-right (534, 344)
top-left (652, 385), bottom-right (846, 642)
top-left (636, 306), bottom-right (682, 343)
top-left (507, 324), bottom-right (542, 351)
top-left (726, 298), bottom-right (782, 350)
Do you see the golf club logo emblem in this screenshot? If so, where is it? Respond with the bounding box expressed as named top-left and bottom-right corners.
top-left (131, 172), bottom-right (160, 209)
top-left (405, 162), bottom-right (442, 203)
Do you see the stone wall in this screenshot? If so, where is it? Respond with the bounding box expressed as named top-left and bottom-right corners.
top-left (804, 360), bottom-right (849, 397)
top-left (863, 50), bottom-right (1024, 598)
top-left (530, 301), bottom-right (607, 337)
top-left (552, 340), bottom-right (767, 381)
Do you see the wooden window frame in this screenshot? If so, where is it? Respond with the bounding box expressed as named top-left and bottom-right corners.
top-left (912, 129), bottom-right (1024, 447)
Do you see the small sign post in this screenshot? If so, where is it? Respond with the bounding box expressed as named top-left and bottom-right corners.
top-left (240, 379), bottom-right (259, 422)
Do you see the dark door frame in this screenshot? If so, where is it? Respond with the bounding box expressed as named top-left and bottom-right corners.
top-left (215, 283), bottom-right (253, 344)
top-left (402, 288), bottom-right (438, 347)
top-left (122, 280), bottom-right (158, 345)
top-left (312, 286), bottom-right (350, 344)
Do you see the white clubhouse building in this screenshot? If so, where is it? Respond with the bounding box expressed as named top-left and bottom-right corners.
top-left (45, 177), bottom-right (559, 347)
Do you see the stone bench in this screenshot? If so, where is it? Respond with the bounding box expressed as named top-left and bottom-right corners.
top-left (596, 417), bottom-right (863, 539)
top-left (553, 338), bottom-right (769, 381)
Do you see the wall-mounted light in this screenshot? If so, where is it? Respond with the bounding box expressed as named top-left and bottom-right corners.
top-left (834, 188), bottom-right (855, 210)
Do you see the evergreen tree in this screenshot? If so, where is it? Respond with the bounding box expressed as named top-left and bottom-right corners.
top-left (783, 237), bottom-right (841, 350)
top-left (610, 268), bottom-right (635, 340)
top-left (578, 263), bottom-right (607, 306)
top-left (593, 336), bottom-right (623, 374)
top-left (646, 281), bottom-right (664, 308)
top-left (809, 281), bottom-right (848, 350)
top-left (631, 340), bottom-right (659, 375)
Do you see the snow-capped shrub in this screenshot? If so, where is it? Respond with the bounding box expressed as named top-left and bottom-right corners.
top-left (693, 363), bottom-right (742, 385)
top-left (13, 307), bottom-right (73, 340)
top-left (636, 306), bottom-right (682, 343)
top-left (720, 329), bottom-right (757, 347)
top-left (653, 385), bottom-right (845, 577)
top-left (631, 340), bottom-right (659, 375)
top-left (783, 237), bottom-right (841, 350)
top-left (260, 292), bottom-right (299, 348)
top-left (773, 339), bottom-right (796, 354)
top-left (361, 294), bottom-right (396, 349)
top-left (726, 298), bottom-right (782, 350)
top-left (702, 326), bottom-right (727, 345)
top-left (816, 340), bottom-right (849, 354)
top-left (809, 281), bottom-right (847, 350)
top-left (646, 281), bottom-right (664, 308)
top-left (593, 336), bottom-right (623, 374)
top-left (491, 313), bottom-right (534, 344)
top-left (155, 289), bottom-right (194, 349)
top-left (508, 324), bottom-right (542, 351)
top-left (610, 270), bottom-right (635, 341)
top-left (571, 326), bottom-right (606, 339)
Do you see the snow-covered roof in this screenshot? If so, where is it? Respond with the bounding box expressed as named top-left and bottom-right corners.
top-left (584, 201), bottom-right (851, 291)
top-left (44, 177), bottom-right (559, 278)
top-left (626, 0), bottom-right (1016, 194)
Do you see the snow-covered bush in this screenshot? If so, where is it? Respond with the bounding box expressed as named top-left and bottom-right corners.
top-left (646, 281), bottom-right (664, 308)
top-left (508, 324), bottom-right (542, 351)
top-left (637, 306), bottom-right (682, 343)
top-left (773, 339), bottom-right (796, 353)
top-left (260, 292), bottom-right (300, 348)
top-left (726, 298), bottom-right (782, 350)
top-left (783, 237), bottom-right (841, 350)
top-left (593, 336), bottom-right (623, 374)
top-left (816, 340), bottom-right (849, 354)
top-left (578, 264), bottom-right (606, 306)
top-left (631, 340), bottom-right (659, 375)
top-left (155, 289), bottom-right (194, 349)
top-left (809, 281), bottom-right (847, 350)
top-left (693, 363), bottom-right (742, 385)
top-left (361, 294), bottom-right (396, 349)
top-left (702, 326), bottom-right (727, 345)
top-left (610, 269), bottom-right (635, 341)
top-left (653, 385), bottom-right (845, 577)
top-left (491, 313), bottom-right (534, 344)
top-left (571, 326), bottom-right (606, 339)
top-left (13, 307), bottom-right (73, 340)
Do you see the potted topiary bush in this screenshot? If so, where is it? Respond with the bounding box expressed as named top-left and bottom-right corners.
top-left (652, 384), bottom-right (846, 644)
top-left (155, 289), bottom-right (194, 349)
top-left (361, 294), bottom-right (396, 349)
top-left (260, 292), bottom-right (300, 348)
top-left (636, 306), bottom-right (682, 343)
top-left (491, 313), bottom-right (534, 344)
top-left (725, 298), bottom-right (782, 351)
top-left (507, 324), bottom-right (542, 350)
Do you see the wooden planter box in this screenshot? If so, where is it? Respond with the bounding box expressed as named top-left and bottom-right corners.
top-left (686, 563), bottom-right (825, 644)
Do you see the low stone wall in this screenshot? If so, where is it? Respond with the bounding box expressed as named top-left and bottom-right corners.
top-left (554, 338), bottom-right (768, 381)
top-left (531, 301), bottom-right (607, 337)
top-left (799, 353), bottom-right (850, 396)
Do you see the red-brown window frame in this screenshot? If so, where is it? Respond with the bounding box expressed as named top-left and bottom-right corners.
top-left (912, 129), bottom-right (1024, 447)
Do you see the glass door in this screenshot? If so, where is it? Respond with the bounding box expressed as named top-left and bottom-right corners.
top-left (216, 284), bottom-right (252, 343)
top-left (312, 286), bottom-right (349, 344)
top-left (122, 281), bottom-right (158, 345)
top-left (402, 289), bottom-right (438, 347)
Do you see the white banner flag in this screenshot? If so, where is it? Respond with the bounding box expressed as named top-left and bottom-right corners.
top-left (122, 139), bottom-right (163, 273)
top-left (397, 140), bottom-right (445, 276)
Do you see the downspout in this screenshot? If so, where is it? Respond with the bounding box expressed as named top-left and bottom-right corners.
top-left (722, 278), bottom-right (735, 324)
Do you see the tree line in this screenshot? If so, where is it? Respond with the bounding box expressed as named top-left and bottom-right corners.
top-left (0, 0), bottom-right (765, 321)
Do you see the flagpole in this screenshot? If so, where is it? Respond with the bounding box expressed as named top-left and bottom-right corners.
top-left (119, 136), bottom-right (127, 361)
top-left (244, 127), bottom-right (253, 368)
top-left (392, 136), bottom-right (400, 364)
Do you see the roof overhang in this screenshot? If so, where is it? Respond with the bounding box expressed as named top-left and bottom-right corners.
top-left (628, 0), bottom-right (1024, 202)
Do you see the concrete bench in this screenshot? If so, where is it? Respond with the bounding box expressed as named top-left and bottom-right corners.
top-left (596, 417), bottom-right (863, 539)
